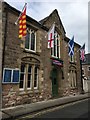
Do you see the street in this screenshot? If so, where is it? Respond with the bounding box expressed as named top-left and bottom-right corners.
top-left (34, 99), bottom-right (89, 118)
top-left (15, 98), bottom-right (89, 119)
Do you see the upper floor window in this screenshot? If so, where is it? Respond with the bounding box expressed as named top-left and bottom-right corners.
top-left (51, 31), bottom-right (60, 58)
top-left (25, 29), bottom-right (36, 52)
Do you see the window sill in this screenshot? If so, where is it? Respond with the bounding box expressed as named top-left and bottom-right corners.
top-left (23, 49), bottom-right (40, 56)
top-left (69, 61), bottom-right (76, 65)
top-left (70, 87), bottom-right (77, 89)
top-left (19, 89), bottom-right (40, 95)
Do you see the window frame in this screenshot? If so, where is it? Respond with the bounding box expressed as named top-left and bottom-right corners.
top-left (27, 65), bottom-right (33, 90)
top-left (19, 64), bottom-right (39, 91)
top-left (51, 31), bottom-right (60, 58)
top-left (25, 29), bottom-right (36, 52)
top-left (19, 64), bottom-right (26, 91)
top-left (3, 68), bottom-right (20, 83)
top-left (34, 66), bottom-right (39, 89)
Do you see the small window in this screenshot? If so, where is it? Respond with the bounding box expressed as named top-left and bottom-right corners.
top-left (25, 29), bottom-right (36, 52)
top-left (3, 68), bottom-right (20, 83)
top-left (3, 69), bottom-right (12, 83)
top-left (12, 70), bottom-right (20, 83)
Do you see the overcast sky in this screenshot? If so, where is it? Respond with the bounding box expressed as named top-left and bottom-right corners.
top-left (4, 0), bottom-right (89, 53)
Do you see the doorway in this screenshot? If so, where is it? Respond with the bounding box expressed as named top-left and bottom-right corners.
top-left (51, 68), bottom-right (58, 97)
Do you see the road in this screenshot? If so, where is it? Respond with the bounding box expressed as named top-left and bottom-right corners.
top-left (32, 98), bottom-right (89, 119)
top-left (16, 98), bottom-right (89, 119)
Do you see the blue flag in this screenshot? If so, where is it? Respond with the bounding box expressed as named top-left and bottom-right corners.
top-left (68, 36), bottom-right (74, 56)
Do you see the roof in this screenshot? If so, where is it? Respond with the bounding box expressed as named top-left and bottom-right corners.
top-left (39, 9), bottom-right (66, 34)
top-left (82, 53), bottom-right (90, 65)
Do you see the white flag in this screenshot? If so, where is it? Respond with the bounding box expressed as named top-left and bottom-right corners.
top-left (48, 24), bottom-right (55, 48)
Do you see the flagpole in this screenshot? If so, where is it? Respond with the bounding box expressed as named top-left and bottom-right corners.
top-left (80, 57), bottom-right (84, 94)
top-left (15, 3), bottom-right (27, 25)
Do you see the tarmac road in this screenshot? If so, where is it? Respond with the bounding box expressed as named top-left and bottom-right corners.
top-left (32, 98), bottom-right (89, 118)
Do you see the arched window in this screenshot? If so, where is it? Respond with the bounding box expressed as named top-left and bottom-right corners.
top-left (25, 29), bottom-right (36, 52)
top-left (51, 31), bottom-right (60, 58)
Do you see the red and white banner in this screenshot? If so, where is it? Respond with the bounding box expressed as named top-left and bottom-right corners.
top-left (48, 24), bottom-right (55, 48)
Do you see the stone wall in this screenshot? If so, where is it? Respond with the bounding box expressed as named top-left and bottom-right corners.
top-left (2, 3), bottom-right (52, 108)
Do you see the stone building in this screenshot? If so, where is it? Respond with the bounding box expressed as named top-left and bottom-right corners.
top-left (82, 53), bottom-right (90, 80)
top-left (82, 53), bottom-right (90, 92)
top-left (1, 2), bottom-right (82, 108)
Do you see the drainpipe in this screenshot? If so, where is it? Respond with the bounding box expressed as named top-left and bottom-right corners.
top-left (80, 58), bottom-right (84, 94)
top-left (2, 6), bottom-right (8, 76)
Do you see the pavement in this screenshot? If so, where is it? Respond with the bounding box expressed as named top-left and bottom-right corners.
top-left (1, 93), bottom-right (90, 120)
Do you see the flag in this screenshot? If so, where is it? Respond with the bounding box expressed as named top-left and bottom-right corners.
top-left (80, 43), bottom-right (85, 61)
top-left (19, 4), bottom-right (27, 38)
top-left (68, 36), bottom-right (74, 56)
top-left (48, 24), bottom-right (55, 48)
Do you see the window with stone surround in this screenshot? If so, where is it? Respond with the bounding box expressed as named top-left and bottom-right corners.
top-left (51, 31), bottom-right (60, 58)
top-left (19, 64), bottom-right (39, 90)
top-left (69, 70), bottom-right (77, 88)
top-left (25, 29), bottom-right (36, 52)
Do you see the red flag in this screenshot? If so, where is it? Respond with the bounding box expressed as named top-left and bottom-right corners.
top-left (48, 24), bottom-right (55, 48)
top-left (80, 43), bottom-right (85, 61)
top-left (19, 5), bottom-right (27, 38)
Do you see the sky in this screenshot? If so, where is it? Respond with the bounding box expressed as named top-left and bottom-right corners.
top-left (4, 0), bottom-right (89, 53)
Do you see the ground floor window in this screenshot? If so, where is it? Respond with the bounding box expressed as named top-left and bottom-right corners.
top-left (19, 63), bottom-right (39, 90)
top-left (69, 70), bottom-right (77, 88)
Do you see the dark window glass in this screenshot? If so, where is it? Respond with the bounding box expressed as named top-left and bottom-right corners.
top-left (34, 67), bottom-right (38, 88)
top-left (31, 32), bottom-right (35, 50)
top-left (57, 46), bottom-right (59, 58)
top-left (54, 38), bottom-right (56, 56)
top-left (3, 69), bottom-right (12, 82)
top-left (21, 64), bottom-right (25, 72)
top-left (19, 80), bottom-right (23, 88)
top-left (20, 73), bottom-right (24, 80)
top-left (20, 64), bottom-right (25, 89)
top-left (27, 65), bottom-right (32, 88)
top-left (28, 65), bottom-right (31, 73)
top-left (25, 31), bottom-right (30, 49)
top-left (28, 74), bottom-right (31, 81)
top-left (27, 80), bottom-right (30, 88)
top-left (12, 70), bottom-right (19, 83)
top-left (34, 80), bottom-right (37, 87)
top-left (35, 67), bottom-right (37, 74)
